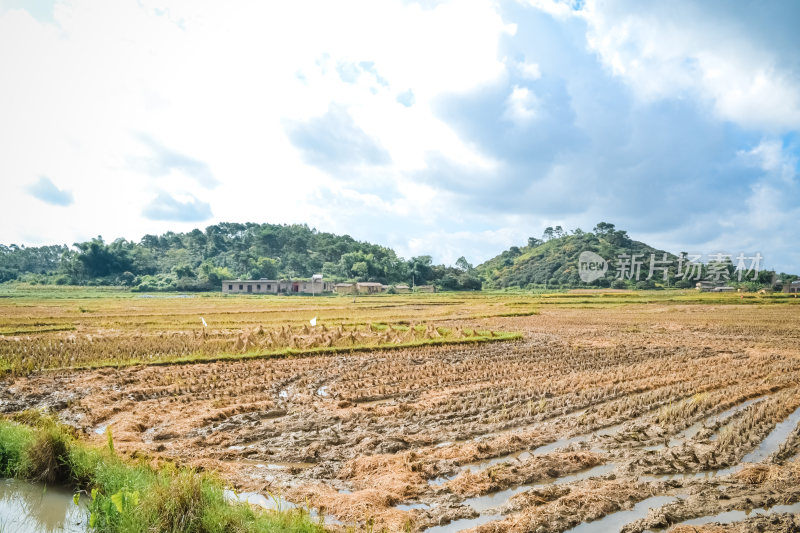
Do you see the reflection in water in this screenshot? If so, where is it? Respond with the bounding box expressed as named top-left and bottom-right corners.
top-left (423, 513), bottom-right (502, 533)
top-left (223, 489), bottom-right (298, 511)
top-left (740, 404), bottom-right (800, 463)
top-left (680, 501), bottom-right (800, 526)
top-left (422, 463), bottom-right (618, 532)
top-left (563, 495), bottom-right (679, 533)
top-left (396, 502), bottom-right (432, 511)
top-left (641, 404), bottom-right (800, 482)
top-left (0, 478), bottom-right (87, 533)
top-left (462, 463), bottom-right (618, 513)
top-left (644, 397), bottom-right (767, 451)
top-left (223, 489), bottom-right (346, 526)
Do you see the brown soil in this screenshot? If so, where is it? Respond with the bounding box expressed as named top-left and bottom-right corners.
top-left (2, 304), bottom-right (800, 532)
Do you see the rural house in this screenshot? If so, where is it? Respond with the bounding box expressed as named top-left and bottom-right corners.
top-left (222, 277), bottom-right (333, 295)
top-left (334, 283), bottom-right (356, 294)
top-left (356, 282), bottom-right (386, 294)
top-left (784, 280), bottom-right (800, 294)
top-left (332, 282), bottom-right (390, 294)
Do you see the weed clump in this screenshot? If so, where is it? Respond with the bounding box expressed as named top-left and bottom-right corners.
top-left (0, 414), bottom-right (324, 533)
top-left (28, 421), bottom-right (72, 484)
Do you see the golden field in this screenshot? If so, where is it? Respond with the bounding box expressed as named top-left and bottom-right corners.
top-left (1, 286), bottom-right (799, 532)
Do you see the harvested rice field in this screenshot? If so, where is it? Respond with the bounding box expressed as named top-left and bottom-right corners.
top-left (2, 288), bottom-right (800, 532)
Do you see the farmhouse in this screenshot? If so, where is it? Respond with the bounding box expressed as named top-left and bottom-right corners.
top-left (356, 282), bottom-right (386, 294)
top-left (329, 283), bottom-right (422, 294)
top-left (222, 277), bottom-right (333, 295)
top-left (332, 282), bottom-right (394, 294)
top-left (784, 280), bottom-right (800, 294)
top-left (414, 284), bottom-right (436, 293)
top-left (333, 283), bottom-right (353, 294)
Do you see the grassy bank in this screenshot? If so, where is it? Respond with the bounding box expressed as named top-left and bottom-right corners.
top-left (0, 412), bottom-right (324, 532)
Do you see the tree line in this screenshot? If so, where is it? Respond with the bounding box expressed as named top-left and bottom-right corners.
top-left (0, 223), bottom-right (481, 292)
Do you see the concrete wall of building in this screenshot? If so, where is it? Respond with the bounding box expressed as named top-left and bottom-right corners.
top-left (355, 283), bottom-right (386, 294)
top-left (222, 280), bottom-right (280, 294)
top-left (222, 279), bottom-right (333, 294)
top-left (334, 284), bottom-right (355, 294)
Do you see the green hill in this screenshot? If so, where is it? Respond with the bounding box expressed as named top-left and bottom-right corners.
top-left (476, 223), bottom-right (680, 289)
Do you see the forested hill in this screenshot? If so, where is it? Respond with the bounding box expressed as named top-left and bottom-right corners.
top-left (3, 222), bottom-right (793, 292)
top-left (0, 222), bottom-right (481, 291)
top-left (476, 222), bottom-right (796, 290)
top-left (477, 223), bottom-right (680, 289)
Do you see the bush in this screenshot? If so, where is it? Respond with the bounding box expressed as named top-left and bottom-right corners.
top-left (0, 420), bottom-right (34, 477)
top-left (28, 422), bottom-right (72, 484)
top-left (0, 414), bottom-right (324, 533)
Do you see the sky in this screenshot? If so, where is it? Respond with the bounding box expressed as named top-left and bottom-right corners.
top-left (1, 0), bottom-right (798, 272)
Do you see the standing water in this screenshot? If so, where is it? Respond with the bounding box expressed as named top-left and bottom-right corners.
top-left (564, 495), bottom-right (679, 533)
top-left (0, 478), bottom-right (87, 533)
top-left (739, 404), bottom-right (800, 463)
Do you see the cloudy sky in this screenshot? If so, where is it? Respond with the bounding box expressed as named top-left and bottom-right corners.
top-left (1, 0), bottom-right (798, 271)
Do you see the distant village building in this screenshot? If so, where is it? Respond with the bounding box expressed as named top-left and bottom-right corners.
top-left (356, 282), bottom-right (385, 294)
top-left (333, 282), bottom-right (415, 294)
top-left (332, 282), bottom-right (385, 294)
top-left (222, 277), bottom-right (333, 295)
top-left (695, 281), bottom-right (735, 292)
top-left (784, 281), bottom-right (800, 294)
top-left (329, 282), bottom-right (429, 295)
top-left (334, 283), bottom-right (356, 295)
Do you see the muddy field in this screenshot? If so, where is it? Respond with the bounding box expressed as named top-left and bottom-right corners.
top-left (2, 292), bottom-right (800, 532)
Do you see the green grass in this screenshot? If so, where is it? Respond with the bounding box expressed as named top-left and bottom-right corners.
top-left (0, 325), bottom-right (77, 335)
top-left (58, 330), bottom-right (523, 373)
top-left (0, 413), bottom-right (324, 533)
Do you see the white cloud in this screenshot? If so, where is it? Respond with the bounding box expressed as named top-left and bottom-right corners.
top-left (580, 0), bottom-right (800, 132)
top-left (516, 61), bottom-right (542, 80)
top-left (0, 0), bottom-right (798, 274)
top-left (503, 85), bottom-right (541, 125)
top-left (0, 0), bottom-right (509, 247)
top-left (738, 139), bottom-right (798, 183)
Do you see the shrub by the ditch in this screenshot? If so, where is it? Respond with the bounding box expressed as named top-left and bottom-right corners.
top-left (0, 414), bottom-right (324, 533)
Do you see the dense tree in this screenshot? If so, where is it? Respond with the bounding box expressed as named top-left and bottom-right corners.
top-left (0, 223), bottom-right (478, 291)
top-left (593, 222), bottom-right (616, 235)
top-left (408, 256), bottom-right (433, 285)
top-left (74, 238), bottom-right (133, 277)
top-left (455, 256), bottom-right (473, 272)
